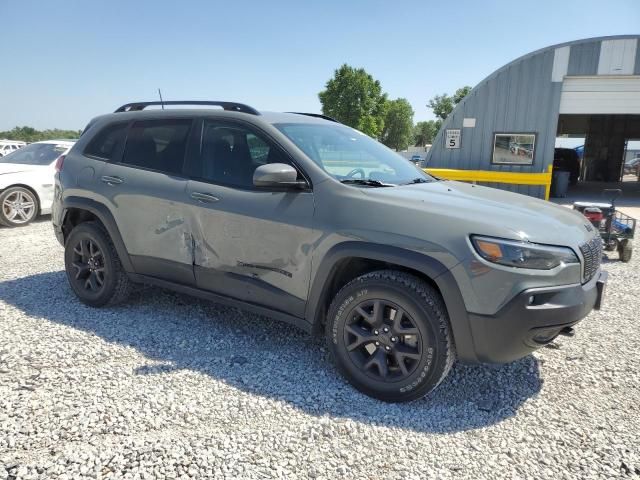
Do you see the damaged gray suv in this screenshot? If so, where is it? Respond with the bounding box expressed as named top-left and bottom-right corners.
top-left (52, 101), bottom-right (607, 402)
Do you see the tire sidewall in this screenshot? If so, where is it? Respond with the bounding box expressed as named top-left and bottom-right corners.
top-left (327, 278), bottom-right (449, 401)
top-left (64, 223), bottom-right (119, 307)
top-left (0, 187), bottom-right (39, 227)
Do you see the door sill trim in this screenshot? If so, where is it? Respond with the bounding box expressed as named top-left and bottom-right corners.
top-left (127, 273), bottom-right (312, 334)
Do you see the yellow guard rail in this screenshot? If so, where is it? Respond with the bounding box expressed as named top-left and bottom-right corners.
top-left (424, 165), bottom-right (553, 200)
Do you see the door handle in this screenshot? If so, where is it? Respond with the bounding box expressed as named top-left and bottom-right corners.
top-left (101, 175), bottom-right (124, 185)
top-left (191, 192), bottom-right (220, 203)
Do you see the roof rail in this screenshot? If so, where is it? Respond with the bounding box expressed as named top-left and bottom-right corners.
top-left (287, 112), bottom-right (340, 123)
top-left (114, 101), bottom-right (260, 115)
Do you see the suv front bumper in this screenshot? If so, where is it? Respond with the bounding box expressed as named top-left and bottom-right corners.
top-left (466, 270), bottom-right (607, 363)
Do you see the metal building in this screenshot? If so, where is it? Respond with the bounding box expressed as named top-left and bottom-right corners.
top-left (425, 35), bottom-right (640, 198)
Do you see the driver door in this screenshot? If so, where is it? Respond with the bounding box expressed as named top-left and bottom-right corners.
top-left (185, 120), bottom-right (316, 318)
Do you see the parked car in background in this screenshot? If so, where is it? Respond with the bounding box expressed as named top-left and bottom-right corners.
top-left (623, 156), bottom-right (640, 176)
top-left (409, 154), bottom-right (424, 167)
top-left (53, 101), bottom-right (606, 402)
top-left (553, 147), bottom-right (581, 185)
top-left (0, 140), bottom-right (26, 157)
top-left (0, 140), bottom-right (75, 227)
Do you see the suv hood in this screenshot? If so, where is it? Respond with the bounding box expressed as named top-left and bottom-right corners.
top-left (364, 180), bottom-right (594, 247)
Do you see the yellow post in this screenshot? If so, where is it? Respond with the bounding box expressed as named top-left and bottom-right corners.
top-left (424, 165), bottom-right (555, 201)
top-left (544, 164), bottom-right (553, 201)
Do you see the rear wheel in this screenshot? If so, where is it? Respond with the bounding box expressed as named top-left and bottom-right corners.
top-left (0, 187), bottom-right (39, 227)
top-left (64, 222), bottom-right (131, 307)
top-left (326, 270), bottom-right (455, 402)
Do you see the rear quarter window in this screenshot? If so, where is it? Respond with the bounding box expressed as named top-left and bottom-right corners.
top-left (84, 122), bottom-right (128, 161)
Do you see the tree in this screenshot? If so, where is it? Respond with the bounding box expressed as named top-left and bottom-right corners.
top-left (0, 126), bottom-right (82, 143)
top-left (426, 85), bottom-right (472, 122)
top-left (319, 64), bottom-right (387, 138)
top-left (380, 98), bottom-right (414, 151)
top-left (413, 120), bottom-right (439, 147)
top-left (426, 94), bottom-right (454, 123)
top-left (453, 86), bottom-right (472, 104)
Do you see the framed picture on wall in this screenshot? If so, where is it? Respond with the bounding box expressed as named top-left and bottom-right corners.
top-left (492, 133), bottom-right (536, 165)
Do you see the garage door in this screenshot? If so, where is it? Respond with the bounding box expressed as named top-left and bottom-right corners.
top-left (559, 76), bottom-right (640, 114)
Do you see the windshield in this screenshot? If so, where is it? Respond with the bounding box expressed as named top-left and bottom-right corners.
top-left (0, 143), bottom-right (68, 166)
top-left (275, 123), bottom-right (433, 186)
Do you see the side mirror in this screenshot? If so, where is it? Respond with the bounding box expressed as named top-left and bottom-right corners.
top-left (253, 163), bottom-right (307, 189)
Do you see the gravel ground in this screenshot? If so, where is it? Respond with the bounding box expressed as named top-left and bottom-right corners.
top-left (0, 219), bottom-right (639, 479)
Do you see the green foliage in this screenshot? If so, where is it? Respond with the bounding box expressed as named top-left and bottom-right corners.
top-left (413, 120), bottom-right (439, 147)
top-left (426, 85), bottom-right (472, 122)
top-left (453, 86), bottom-right (472, 104)
top-left (0, 126), bottom-right (82, 143)
top-left (426, 94), bottom-right (454, 122)
top-left (318, 64), bottom-right (388, 138)
top-left (380, 98), bottom-right (414, 151)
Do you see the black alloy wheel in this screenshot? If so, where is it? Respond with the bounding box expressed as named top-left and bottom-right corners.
top-left (344, 299), bottom-right (422, 382)
top-left (64, 222), bottom-right (131, 307)
top-left (326, 270), bottom-right (455, 402)
top-left (70, 237), bottom-right (106, 293)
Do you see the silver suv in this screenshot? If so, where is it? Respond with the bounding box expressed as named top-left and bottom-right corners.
top-left (52, 101), bottom-right (607, 402)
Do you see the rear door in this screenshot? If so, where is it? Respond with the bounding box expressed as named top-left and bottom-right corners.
top-left (184, 119), bottom-right (316, 318)
top-left (99, 118), bottom-right (196, 285)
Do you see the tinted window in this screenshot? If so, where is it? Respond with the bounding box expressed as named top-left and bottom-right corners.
top-left (122, 119), bottom-right (191, 175)
top-left (191, 122), bottom-right (291, 188)
top-left (0, 143), bottom-right (68, 165)
top-left (84, 123), bottom-right (127, 161)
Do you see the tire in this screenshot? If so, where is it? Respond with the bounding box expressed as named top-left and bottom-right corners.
top-left (0, 186), bottom-right (39, 227)
top-left (326, 270), bottom-right (455, 402)
top-left (64, 221), bottom-right (132, 307)
top-left (618, 240), bottom-right (632, 263)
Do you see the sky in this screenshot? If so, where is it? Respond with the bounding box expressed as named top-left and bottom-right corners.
top-left (1, 0), bottom-right (639, 131)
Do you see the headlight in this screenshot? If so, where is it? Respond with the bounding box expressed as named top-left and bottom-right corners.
top-left (471, 235), bottom-right (579, 270)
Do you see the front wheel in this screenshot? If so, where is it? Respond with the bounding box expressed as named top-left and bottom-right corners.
top-left (326, 270), bottom-right (455, 402)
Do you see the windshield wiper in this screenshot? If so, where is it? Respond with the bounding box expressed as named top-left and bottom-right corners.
top-left (340, 179), bottom-right (396, 187)
top-left (401, 177), bottom-right (433, 185)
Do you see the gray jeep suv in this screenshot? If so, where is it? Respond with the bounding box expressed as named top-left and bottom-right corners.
top-left (52, 101), bottom-right (607, 402)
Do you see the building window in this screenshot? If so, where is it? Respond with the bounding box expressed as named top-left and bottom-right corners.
top-left (492, 133), bottom-right (536, 165)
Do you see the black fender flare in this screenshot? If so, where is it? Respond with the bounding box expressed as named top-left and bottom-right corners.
top-left (305, 242), bottom-right (477, 363)
top-left (61, 196), bottom-right (135, 273)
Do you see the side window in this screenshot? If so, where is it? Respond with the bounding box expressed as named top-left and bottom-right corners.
top-left (84, 123), bottom-right (128, 161)
top-left (247, 134), bottom-right (270, 164)
top-left (193, 122), bottom-right (292, 188)
top-left (121, 119), bottom-right (191, 175)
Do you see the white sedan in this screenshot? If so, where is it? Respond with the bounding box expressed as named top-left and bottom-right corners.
top-left (0, 140), bottom-right (75, 227)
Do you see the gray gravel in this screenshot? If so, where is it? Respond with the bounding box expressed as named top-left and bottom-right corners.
top-left (1, 219), bottom-right (639, 479)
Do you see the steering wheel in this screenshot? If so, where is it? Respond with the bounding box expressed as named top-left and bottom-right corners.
top-left (346, 168), bottom-right (365, 179)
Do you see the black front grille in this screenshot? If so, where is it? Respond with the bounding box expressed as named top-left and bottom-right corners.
top-left (579, 236), bottom-right (602, 283)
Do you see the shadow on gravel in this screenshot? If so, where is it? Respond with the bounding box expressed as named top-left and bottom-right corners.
top-left (0, 271), bottom-right (542, 434)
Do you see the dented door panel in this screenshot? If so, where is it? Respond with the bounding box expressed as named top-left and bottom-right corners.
top-left (186, 180), bottom-right (316, 317)
top-left (100, 162), bottom-right (196, 285)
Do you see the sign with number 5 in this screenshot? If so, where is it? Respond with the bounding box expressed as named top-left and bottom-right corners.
top-left (445, 129), bottom-right (461, 149)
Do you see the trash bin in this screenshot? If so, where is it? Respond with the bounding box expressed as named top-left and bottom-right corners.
top-left (551, 170), bottom-right (570, 198)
